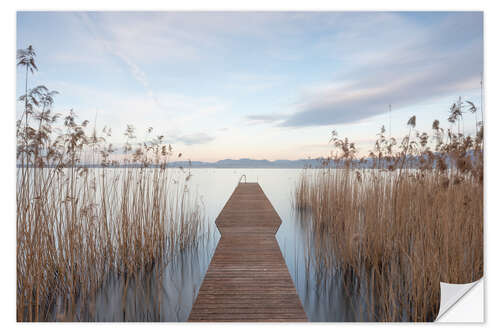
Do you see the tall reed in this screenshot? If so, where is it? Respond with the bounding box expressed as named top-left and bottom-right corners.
top-left (16, 46), bottom-right (205, 321)
top-left (294, 109), bottom-right (483, 322)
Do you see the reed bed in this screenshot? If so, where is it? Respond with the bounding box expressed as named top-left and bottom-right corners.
top-left (294, 110), bottom-right (483, 322)
top-left (17, 143), bottom-right (205, 321)
top-left (16, 46), bottom-right (205, 321)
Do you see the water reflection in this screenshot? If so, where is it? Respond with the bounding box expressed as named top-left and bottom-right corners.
top-left (73, 168), bottom-right (376, 321)
top-left (188, 168), bottom-right (372, 321)
top-left (66, 230), bottom-right (219, 322)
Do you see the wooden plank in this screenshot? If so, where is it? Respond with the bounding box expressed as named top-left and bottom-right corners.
top-left (188, 182), bottom-right (308, 322)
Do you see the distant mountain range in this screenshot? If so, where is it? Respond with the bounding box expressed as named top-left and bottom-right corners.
top-left (168, 158), bottom-right (324, 169)
top-left (19, 153), bottom-right (477, 169)
top-left (18, 158), bottom-right (324, 169)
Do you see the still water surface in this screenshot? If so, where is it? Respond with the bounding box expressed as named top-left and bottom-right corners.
top-left (92, 168), bottom-right (364, 321)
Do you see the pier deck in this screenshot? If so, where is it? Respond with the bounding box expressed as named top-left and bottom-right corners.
top-left (188, 182), bottom-right (307, 322)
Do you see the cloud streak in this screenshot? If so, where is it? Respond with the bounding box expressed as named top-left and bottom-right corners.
top-left (273, 12), bottom-right (483, 127)
top-left (75, 12), bottom-right (171, 116)
top-left (168, 132), bottom-right (215, 145)
top-left (246, 114), bottom-right (284, 125)
top-left (16, 11), bottom-right (484, 161)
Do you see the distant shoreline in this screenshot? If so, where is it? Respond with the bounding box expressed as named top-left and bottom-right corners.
top-left (16, 153), bottom-right (471, 170)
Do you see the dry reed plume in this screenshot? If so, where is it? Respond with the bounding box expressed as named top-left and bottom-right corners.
top-left (294, 105), bottom-right (483, 321)
top-left (16, 46), bottom-right (205, 321)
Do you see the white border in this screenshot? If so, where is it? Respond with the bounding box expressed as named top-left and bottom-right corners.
top-left (1, 1), bottom-right (497, 332)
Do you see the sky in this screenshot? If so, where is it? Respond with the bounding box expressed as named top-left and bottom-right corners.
top-left (16, 11), bottom-right (483, 162)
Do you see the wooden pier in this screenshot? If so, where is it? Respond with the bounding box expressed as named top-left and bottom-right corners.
top-left (188, 182), bottom-right (308, 322)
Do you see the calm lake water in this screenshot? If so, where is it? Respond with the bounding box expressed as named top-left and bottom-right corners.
top-left (160, 168), bottom-right (362, 321)
top-left (75, 168), bottom-right (367, 321)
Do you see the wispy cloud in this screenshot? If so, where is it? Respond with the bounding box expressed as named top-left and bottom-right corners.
top-left (16, 11), bottom-right (484, 161)
top-left (46, 13), bottom-right (231, 147)
top-left (245, 114), bottom-right (284, 125)
top-left (75, 13), bottom-right (158, 101)
top-left (72, 12), bottom-right (312, 65)
top-left (272, 12), bottom-right (483, 127)
top-left (48, 80), bottom-right (225, 147)
top-left (168, 132), bottom-right (215, 145)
